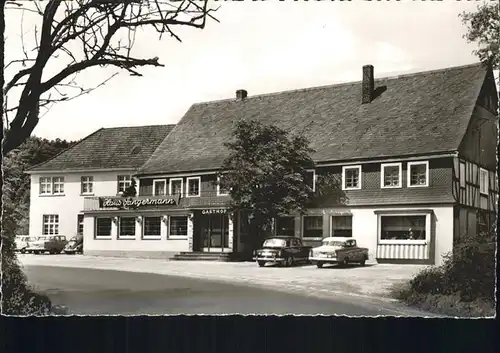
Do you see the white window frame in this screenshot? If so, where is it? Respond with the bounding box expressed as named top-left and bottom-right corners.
top-left (52, 177), bottom-right (65, 195)
top-left (117, 175), bottom-right (132, 193)
top-left (142, 216), bottom-right (162, 240)
top-left (305, 169), bottom-right (316, 192)
top-left (168, 215), bottom-right (188, 239)
top-left (480, 168), bottom-right (489, 195)
top-left (380, 162), bottom-right (402, 189)
top-left (95, 217), bottom-right (112, 239)
top-left (39, 177), bottom-right (52, 195)
top-left (42, 214), bottom-right (59, 235)
top-left (169, 178), bottom-right (184, 197)
top-left (377, 212), bottom-right (431, 245)
top-left (118, 216), bottom-right (136, 239)
top-left (186, 176), bottom-right (201, 198)
top-left (153, 179), bottom-right (167, 196)
top-left (217, 174), bottom-right (230, 196)
top-left (407, 161), bottom-right (429, 188)
top-left (81, 176), bottom-right (94, 195)
top-left (342, 165), bottom-right (362, 190)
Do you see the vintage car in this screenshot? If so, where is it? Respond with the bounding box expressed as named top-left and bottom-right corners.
top-left (253, 236), bottom-right (312, 267)
top-left (14, 235), bottom-right (31, 253)
top-left (63, 234), bottom-right (83, 254)
top-left (26, 235), bottom-right (67, 254)
top-left (309, 237), bottom-right (369, 268)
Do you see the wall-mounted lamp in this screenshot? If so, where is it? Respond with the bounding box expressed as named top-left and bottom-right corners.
top-left (162, 215), bottom-right (169, 224)
top-left (136, 216), bottom-right (142, 224)
top-left (188, 213), bottom-right (194, 221)
top-left (112, 217), bottom-right (118, 224)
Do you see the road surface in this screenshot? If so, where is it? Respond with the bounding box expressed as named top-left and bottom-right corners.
top-left (24, 265), bottom-right (436, 316)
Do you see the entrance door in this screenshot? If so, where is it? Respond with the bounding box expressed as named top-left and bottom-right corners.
top-left (201, 214), bottom-right (229, 252)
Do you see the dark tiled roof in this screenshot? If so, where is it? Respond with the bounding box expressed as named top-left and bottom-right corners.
top-left (139, 63), bottom-right (488, 175)
top-left (27, 125), bottom-right (175, 172)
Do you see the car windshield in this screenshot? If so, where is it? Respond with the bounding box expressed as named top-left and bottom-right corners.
top-left (322, 240), bottom-right (345, 247)
top-left (263, 239), bottom-right (287, 247)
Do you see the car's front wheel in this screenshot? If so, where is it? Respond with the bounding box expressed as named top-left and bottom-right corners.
top-left (284, 257), bottom-right (294, 267)
top-left (20, 248), bottom-right (26, 254)
top-left (316, 261), bottom-right (323, 268)
top-left (258, 261), bottom-right (266, 267)
top-left (359, 258), bottom-right (366, 266)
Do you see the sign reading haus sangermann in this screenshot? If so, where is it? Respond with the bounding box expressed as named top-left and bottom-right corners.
top-left (99, 195), bottom-right (180, 209)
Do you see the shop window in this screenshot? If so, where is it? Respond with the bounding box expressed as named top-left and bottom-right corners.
top-left (118, 217), bottom-right (135, 238)
top-left (117, 175), bottom-right (132, 193)
top-left (381, 163), bottom-right (402, 188)
top-left (408, 161), bottom-right (428, 187)
top-left (153, 179), bottom-right (167, 196)
top-left (95, 218), bottom-right (112, 238)
top-left (331, 215), bottom-right (352, 237)
top-left (186, 177), bottom-right (200, 197)
top-left (342, 166), bottom-right (361, 190)
top-left (276, 217), bottom-right (295, 237)
top-left (303, 216), bottom-right (323, 238)
top-left (77, 214), bottom-right (84, 235)
top-left (81, 176), bottom-right (94, 194)
top-left (143, 216), bottom-right (161, 239)
top-left (169, 216), bottom-right (188, 238)
top-left (42, 214), bottom-right (59, 235)
top-left (169, 178), bottom-right (183, 197)
top-left (380, 215), bottom-right (426, 241)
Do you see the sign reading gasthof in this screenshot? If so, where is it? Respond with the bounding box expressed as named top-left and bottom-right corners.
top-left (99, 195), bottom-right (180, 209)
top-left (201, 209), bottom-right (227, 215)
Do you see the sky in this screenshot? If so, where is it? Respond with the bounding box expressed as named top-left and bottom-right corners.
top-left (4, 0), bottom-right (490, 141)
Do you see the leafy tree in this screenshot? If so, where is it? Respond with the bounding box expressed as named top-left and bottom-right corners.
top-left (460, 3), bottom-right (500, 69)
top-left (2, 0), bottom-right (218, 154)
top-left (219, 120), bottom-right (315, 245)
top-left (1, 137), bottom-right (73, 314)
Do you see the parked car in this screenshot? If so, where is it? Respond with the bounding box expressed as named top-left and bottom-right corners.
top-left (309, 237), bottom-right (369, 268)
top-left (64, 234), bottom-right (83, 254)
top-left (253, 236), bottom-right (312, 267)
top-left (14, 235), bottom-right (31, 253)
top-left (26, 235), bottom-right (67, 254)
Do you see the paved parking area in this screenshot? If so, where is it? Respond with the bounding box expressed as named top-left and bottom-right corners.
top-left (19, 254), bottom-right (428, 303)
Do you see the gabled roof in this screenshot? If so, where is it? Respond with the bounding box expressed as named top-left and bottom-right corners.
top-left (139, 63), bottom-right (489, 175)
top-left (27, 124), bottom-right (175, 172)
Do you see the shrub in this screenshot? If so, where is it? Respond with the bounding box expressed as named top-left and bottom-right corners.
top-left (408, 266), bottom-right (446, 295)
top-left (1, 246), bottom-right (52, 316)
top-left (440, 233), bottom-right (496, 301)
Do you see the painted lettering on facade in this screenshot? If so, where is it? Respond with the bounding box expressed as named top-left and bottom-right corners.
top-left (99, 195), bottom-right (179, 209)
top-left (201, 209), bottom-right (228, 215)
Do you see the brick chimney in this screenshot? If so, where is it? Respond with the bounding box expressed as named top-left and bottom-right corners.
top-left (362, 65), bottom-right (374, 104)
top-left (236, 89), bottom-right (248, 100)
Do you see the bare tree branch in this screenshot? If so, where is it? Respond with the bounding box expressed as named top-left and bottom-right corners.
top-left (3, 0), bottom-right (218, 154)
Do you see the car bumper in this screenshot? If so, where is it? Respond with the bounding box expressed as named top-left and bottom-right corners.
top-left (309, 256), bottom-right (338, 263)
top-left (254, 256), bottom-right (286, 263)
top-left (26, 247), bottom-right (48, 252)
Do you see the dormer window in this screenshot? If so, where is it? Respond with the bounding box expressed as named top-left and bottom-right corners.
top-left (381, 163), bottom-right (402, 188)
top-left (186, 177), bottom-right (201, 197)
top-left (408, 161), bottom-right (429, 187)
top-left (342, 165), bottom-right (361, 190)
top-left (153, 179), bottom-right (167, 196)
top-left (169, 178), bottom-right (183, 197)
top-left (305, 170), bottom-right (316, 192)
